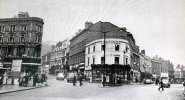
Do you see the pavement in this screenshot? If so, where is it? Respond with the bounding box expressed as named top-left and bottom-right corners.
top-left (0, 83), bottom-right (49, 94)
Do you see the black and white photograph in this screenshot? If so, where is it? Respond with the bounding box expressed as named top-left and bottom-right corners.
top-left (0, 0), bottom-right (185, 100)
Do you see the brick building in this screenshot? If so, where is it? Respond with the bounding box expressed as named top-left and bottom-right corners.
top-left (69, 21), bottom-right (140, 82)
top-left (49, 39), bottom-right (70, 74)
top-left (0, 12), bottom-right (44, 79)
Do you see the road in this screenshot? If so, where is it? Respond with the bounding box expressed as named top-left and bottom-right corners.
top-left (0, 75), bottom-right (184, 100)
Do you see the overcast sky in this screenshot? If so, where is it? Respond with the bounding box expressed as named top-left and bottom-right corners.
top-left (0, 0), bottom-right (185, 66)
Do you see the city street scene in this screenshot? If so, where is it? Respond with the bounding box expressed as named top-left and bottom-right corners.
top-left (0, 0), bottom-right (185, 100)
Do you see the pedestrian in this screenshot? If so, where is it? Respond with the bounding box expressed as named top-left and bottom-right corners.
top-left (24, 74), bottom-right (29, 87)
top-left (33, 73), bottom-right (38, 86)
top-left (102, 74), bottom-right (106, 87)
top-left (79, 75), bottom-right (83, 86)
top-left (41, 74), bottom-right (47, 86)
top-left (158, 78), bottom-right (164, 91)
top-left (37, 73), bottom-right (42, 86)
top-left (73, 74), bottom-right (76, 86)
top-left (155, 78), bottom-right (159, 85)
top-left (183, 81), bottom-right (185, 94)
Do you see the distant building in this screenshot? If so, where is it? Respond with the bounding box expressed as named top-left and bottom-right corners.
top-left (151, 55), bottom-right (170, 78)
top-left (0, 12), bottom-right (44, 79)
top-left (168, 61), bottom-right (174, 79)
top-left (49, 39), bottom-right (70, 74)
top-left (41, 52), bottom-right (51, 74)
top-left (139, 50), bottom-right (152, 81)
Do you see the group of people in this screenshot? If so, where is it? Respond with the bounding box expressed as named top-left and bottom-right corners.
top-left (19, 73), bottom-right (47, 87)
top-left (73, 74), bottom-right (83, 86)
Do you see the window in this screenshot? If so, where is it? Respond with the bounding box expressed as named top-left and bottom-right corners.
top-left (126, 46), bottom-right (129, 52)
top-left (101, 57), bottom-right (105, 64)
top-left (115, 44), bottom-right (119, 51)
top-left (9, 34), bottom-right (14, 42)
top-left (88, 57), bottom-right (90, 66)
top-left (88, 47), bottom-right (90, 54)
top-left (21, 25), bottom-right (27, 31)
top-left (93, 57), bottom-right (95, 64)
top-left (0, 35), bottom-right (3, 42)
top-left (101, 45), bottom-right (105, 51)
top-left (1, 26), bottom-right (5, 31)
top-left (126, 58), bottom-right (128, 65)
top-left (20, 34), bottom-right (25, 42)
top-left (93, 45), bottom-right (95, 52)
top-left (115, 57), bottom-right (119, 64)
top-left (10, 25), bottom-right (16, 31)
top-left (0, 26), bottom-right (1, 31)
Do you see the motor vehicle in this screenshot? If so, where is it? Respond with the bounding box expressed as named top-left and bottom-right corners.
top-left (56, 73), bottom-right (64, 80)
top-left (144, 79), bottom-right (154, 84)
top-left (162, 78), bottom-right (171, 88)
top-left (67, 73), bottom-right (77, 83)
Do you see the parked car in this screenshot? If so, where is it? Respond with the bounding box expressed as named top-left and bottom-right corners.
top-left (67, 73), bottom-right (77, 83)
top-left (144, 79), bottom-right (154, 84)
top-left (56, 73), bottom-right (64, 80)
top-left (162, 78), bottom-right (171, 88)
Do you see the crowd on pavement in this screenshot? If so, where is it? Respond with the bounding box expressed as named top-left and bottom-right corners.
top-left (0, 71), bottom-right (48, 87)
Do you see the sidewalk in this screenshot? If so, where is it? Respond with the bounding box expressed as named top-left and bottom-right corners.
top-left (0, 84), bottom-right (49, 94)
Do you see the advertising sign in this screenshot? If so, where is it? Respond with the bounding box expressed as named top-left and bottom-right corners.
top-left (11, 60), bottom-right (22, 71)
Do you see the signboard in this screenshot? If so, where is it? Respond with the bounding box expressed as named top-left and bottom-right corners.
top-left (11, 60), bottom-right (22, 71)
top-left (7, 71), bottom-right (21, 78)
top-left (160, 73), bottom-right (169, 78)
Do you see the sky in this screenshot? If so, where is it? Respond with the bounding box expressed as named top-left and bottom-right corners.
top-left (0, 0), bottom-right (185, 66)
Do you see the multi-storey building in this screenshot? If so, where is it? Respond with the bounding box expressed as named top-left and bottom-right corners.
top-left (41, 52), bottom-right (50, 74)
top-left (151, 57), bottom-right (161, 78)
top-left (70, 21), bottom-right (140, 83)
top-left (139, 50), bottom-right (152, 81)
top-left (0, 12), bottom-right (44, 79)
top-left (49, 39), bottom-right (70, 74)
top-left (168, 61), bottom-right (174, 79)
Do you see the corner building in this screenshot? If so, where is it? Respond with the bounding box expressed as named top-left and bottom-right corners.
top-left (0, 12), bottom-right (44, 77)
top-left (69, 21), bottom-right (140, 83)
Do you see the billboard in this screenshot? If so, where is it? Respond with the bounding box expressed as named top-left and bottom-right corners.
top-left (11, 60), bottom-right (22, 71)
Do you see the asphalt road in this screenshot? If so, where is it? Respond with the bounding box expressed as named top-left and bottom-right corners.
top-left (0, 75), bottom-right (184, 100)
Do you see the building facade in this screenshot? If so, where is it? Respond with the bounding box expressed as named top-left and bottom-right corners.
top-left (0, 12), bottom-right (44, 78)
top-left (151, 58), bottom-right (161, 78)
top-left (41, 52), bottom-right (50, 74)
top-left (139, 50), bottom-right (152, 81)
top-left (70, 21), bottom-right (140, 83)
top-left (49, 39), bottom-right (70, 74)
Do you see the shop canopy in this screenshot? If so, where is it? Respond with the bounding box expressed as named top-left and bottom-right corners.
top-left (91, 64), bottom-right (131, 70)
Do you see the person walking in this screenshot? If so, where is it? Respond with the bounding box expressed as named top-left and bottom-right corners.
top-left (102, 74), bottom-right (106, 87)
top-left (33, 73), bottom-right (38, 86)
top-left (183, 81), bottom-right (185, 94)
top-left (79, 75), bottom-right (83, 86)
top-left (158, 78), bottom-right (164, 91)
top-left (73, 74), bottom-right (76, 86)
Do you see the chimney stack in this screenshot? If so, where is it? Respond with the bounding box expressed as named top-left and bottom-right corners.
top-left (85, 21), bottom-right (93, 29)
top-left (141, 50), bottom-right (145, 55)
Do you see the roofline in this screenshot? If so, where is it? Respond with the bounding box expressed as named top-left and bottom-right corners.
top-left (0, 17), bottom-right (44, 24)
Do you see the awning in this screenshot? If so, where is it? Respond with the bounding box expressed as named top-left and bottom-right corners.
top-left (0, 67), bottom-right (10, 70)
top-left (22, 63), bottom-right (41, 66)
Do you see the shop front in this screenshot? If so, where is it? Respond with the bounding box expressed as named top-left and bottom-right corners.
top-left (91, 64), bottom-right (131, 85)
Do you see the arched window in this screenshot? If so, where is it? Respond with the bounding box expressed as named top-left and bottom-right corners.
top-left (0, 34), bottom-right (3, 42)
top-left (19, 34), bottom-right (25, 42)
top-left (9, 34), bottom-right (14, 42)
